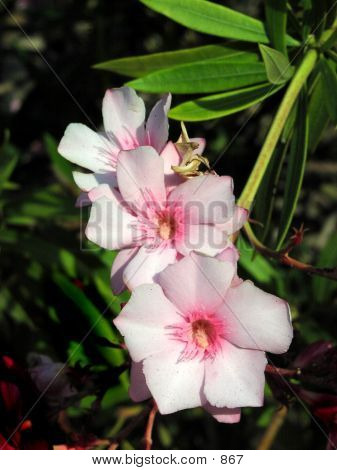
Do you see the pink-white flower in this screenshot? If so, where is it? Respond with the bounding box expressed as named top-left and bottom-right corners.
top-left (86, 146), bottom-right (247, 293)
top-left (58, 86), bottom-right (199, 192)
top-left (114, 252), bottom-right (293, 422)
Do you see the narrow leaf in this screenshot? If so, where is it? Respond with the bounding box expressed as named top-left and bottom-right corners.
top-left (128, 60), bottom-right (267, 94)
top-left (169, 82), bottom-right (284, 121)
top-left (308, 74), bottom-right (329, 152)
top-left (275, 92), bottom-right (309, 249)
top-left (259, 44), bottom-right (294, 84)
top-left (43, 133), bottom-right (74, 185)
top-left (281, 101), bottom-right (297, 143)
top-left (140, 0), bottom-right (299, 45)
top-left (53, 273), bottom-right (124, 367)
top-left (320, 58), bottom-right (337, 125)
top-left (265, 0), bottom-right (288, 55)
top-left (93, 43), bottom-right (259, 77)
top-left (237, 236), bottom-right (279, 284)
top-left (0, 132), bottom-right (19, 192)
top-left (253, 139), bottom-right (289, 243)
top-left (303, 1), bottom-right (327, 40)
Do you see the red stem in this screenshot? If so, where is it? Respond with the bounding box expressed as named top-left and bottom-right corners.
top-left (265, 364), bottom-right (300, 377)
top-left (143, 402), bottom-right (158, 450)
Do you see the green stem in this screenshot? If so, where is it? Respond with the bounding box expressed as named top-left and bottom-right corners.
top-left (238, 48), bottom-right (317, 210)
top-left (320, 15), bottom-right (337, 50)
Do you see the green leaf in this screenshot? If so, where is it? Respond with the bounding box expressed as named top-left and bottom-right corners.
top-left (326, 0), bottom-right (337, 28)
top-left (321, 28), bottom-right (337, 51)
top-left (59, 249), bottom-right (77, 278)
top-left (0, 131), bottom-right (19, 192)
top-left (168, 82), bottom-right (284, 121)
top-left (308, 74), bottom-right (329, 152)
top-left (128, 60), bottom-right (267, 94)
top-left (101, 383), bottom-right (129, 409)
top-left (253, 139), bottom-right (289, 243)
top-left (67, 340), bottom-right (90, 367)
top-left (265, 0), bottom-right (288, 55)
top-left (4, 184), bottom-right (77, 222)
top-left (93, 43), bottom-right (259, 77)
top-left (0, 230), bottom-right (85, 277)
top-left (319, 58), bottom-right (337, 125)
top-left (259, 44), bottom-right (294, 84)
top-left (140, 0), bottom-right (299, 45)
top-left (275, 92), bottom-right (309, 250)
top-left (302, 1), bottom-right (327, 40)
top-left (53, 272), bottom-right (124, 367)
top-left (281, 101), bottom-right (297, 143)
top-left (237, 236), bottom-right (279, 284)
top-left (43, 133), bottom-right (74, 185)
top-left (312, 233), bottom-right (337, 303)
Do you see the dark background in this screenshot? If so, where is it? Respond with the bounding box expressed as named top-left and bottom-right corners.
top-left (0, 0), bottom-right (336, 450)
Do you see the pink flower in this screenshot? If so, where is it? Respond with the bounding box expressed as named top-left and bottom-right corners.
top-left (58, 86), bottom-right (205, 193)
top-left (113, 253), bottom-right (293, 422)
top-left (86, 146), bottom-right (246, 292)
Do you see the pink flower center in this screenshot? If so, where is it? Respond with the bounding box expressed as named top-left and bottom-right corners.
top-left (167, 310), bottom-right (226, 361)
top-left (133, 193), bottom-right (184, 248)
top-left (191, 319), bottom-right (216, 349)
top-left (158, 213), bottom-right (177, 240)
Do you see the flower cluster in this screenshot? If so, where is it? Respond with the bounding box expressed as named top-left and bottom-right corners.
top-left (58, 87), bottom-right (293, 423)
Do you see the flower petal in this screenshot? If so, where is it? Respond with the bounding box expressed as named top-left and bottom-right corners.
top-left (111, 247), bottom-right (138, 294)
top-left (161, 141), bottom-right (183, 189)
top-left (203, 403), bottom-right (241, 424)
top-left (129, 361), bottom-right (152, 403)
top-left (85, 185), bottom-right (138, 250)
top-left (143, 344), bottom-right (205, 414)
top-left (102, 87), bottom-right (145, 149)
top-left (216, 206), bottom-right (249, 235)
top-left (123, 245), bottom-right (177, 291)
top-left (204, 341), bottom-right (267, 408)
top-left (221, 280), bottom-right (293, 354)
top-left (158, 252), bottom-right (236, 313)
top-left (117, 146), bottom-right (166, 211)
top-left (58, 123), bottom-right (118, 172)
top-left (73, 170), bottom-right (117, 192)
top-left (113, 284), bottom-right (181, 362)
top-left (216, 244), bottom-right (240, 263)
top-left (175, 223), bottom-right (229, 257)
top-left (169, 174), bottom-right (235, 224)
top-left (216, 245), bottom-right (242, 287)
top-left (146, 94), bottom-right (171, 153)
top-left (161, 141), bottom-right (181, 175)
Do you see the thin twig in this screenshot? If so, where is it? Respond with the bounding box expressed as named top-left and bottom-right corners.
top-left (244, 223), bottom-right (337, 281)
top-left (257, 405), bottom-right (288, 450)
top-left (142, 401), bottom-right (158, 450)
top-left (265, 364), bottom-right (301, 377)
top-left (110, 405), bottom-right (152, 449)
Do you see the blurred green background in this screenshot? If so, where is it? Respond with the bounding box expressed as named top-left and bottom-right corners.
top-left (0, 0), bottom-right (336, 449)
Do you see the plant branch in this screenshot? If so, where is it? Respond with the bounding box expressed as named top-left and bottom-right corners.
top-left (257, 405), bottom-right (288, 450)
top-left (142, 401), bottom-right (158, 450)
top-left (238, 49), bottom-right (317, 210)
top-left (265, 364), bottom-right (300, 377)
top-left (244, 223), bottom-right (337, 281)
top-left (109, 404), bottom-right (152, 449)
